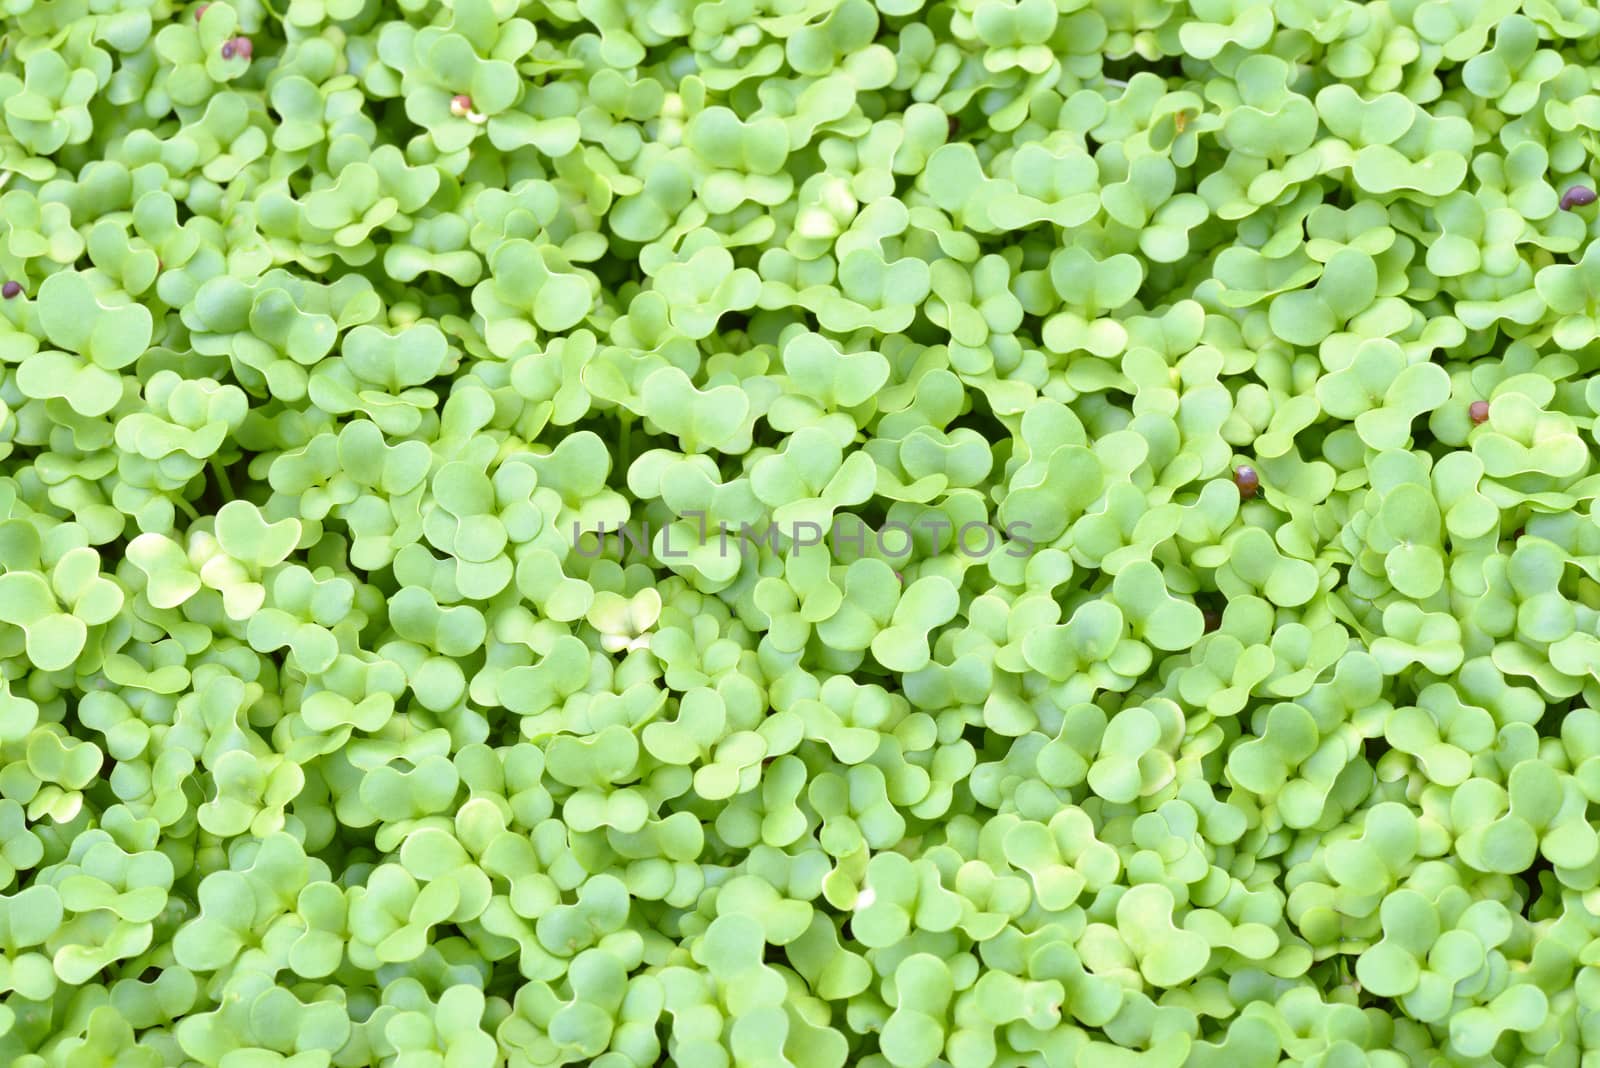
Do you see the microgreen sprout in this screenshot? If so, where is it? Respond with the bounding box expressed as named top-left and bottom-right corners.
top-left (0, 1), bottom-right (1595, 1064)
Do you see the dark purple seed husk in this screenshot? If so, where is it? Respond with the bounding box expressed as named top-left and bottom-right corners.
top-left (1235, 465), bottom-right (1259, 499)
top-left (221, 41), bottom-right (235, 59)
top-left (2, 281), bottom-right (20, 299)
top-left (1562, 186), bottom-right (1597, 210)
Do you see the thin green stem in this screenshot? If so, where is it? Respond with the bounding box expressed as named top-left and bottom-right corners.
top-left (210, 457), bottom-right (236, 502)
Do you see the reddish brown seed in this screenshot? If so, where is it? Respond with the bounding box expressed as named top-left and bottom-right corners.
top-left (1202, 609), bottom-right (1222, 633)
top-left (450, 94), bottom-right (473, 117)
top-left (232, 36), bottom-right (252, 59)
top-left (1235, 465), bottom-right (1259, 498)
top-left (195, 2), bottom-right (208, 17)
top-left (2, 281), bottom-right (20, 299)
top-left (1469, 400), bottom-right (1489, 425)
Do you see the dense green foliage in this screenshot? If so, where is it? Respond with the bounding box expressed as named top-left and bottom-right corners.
top-left (4, 0), bottom-right (1600, 1064)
